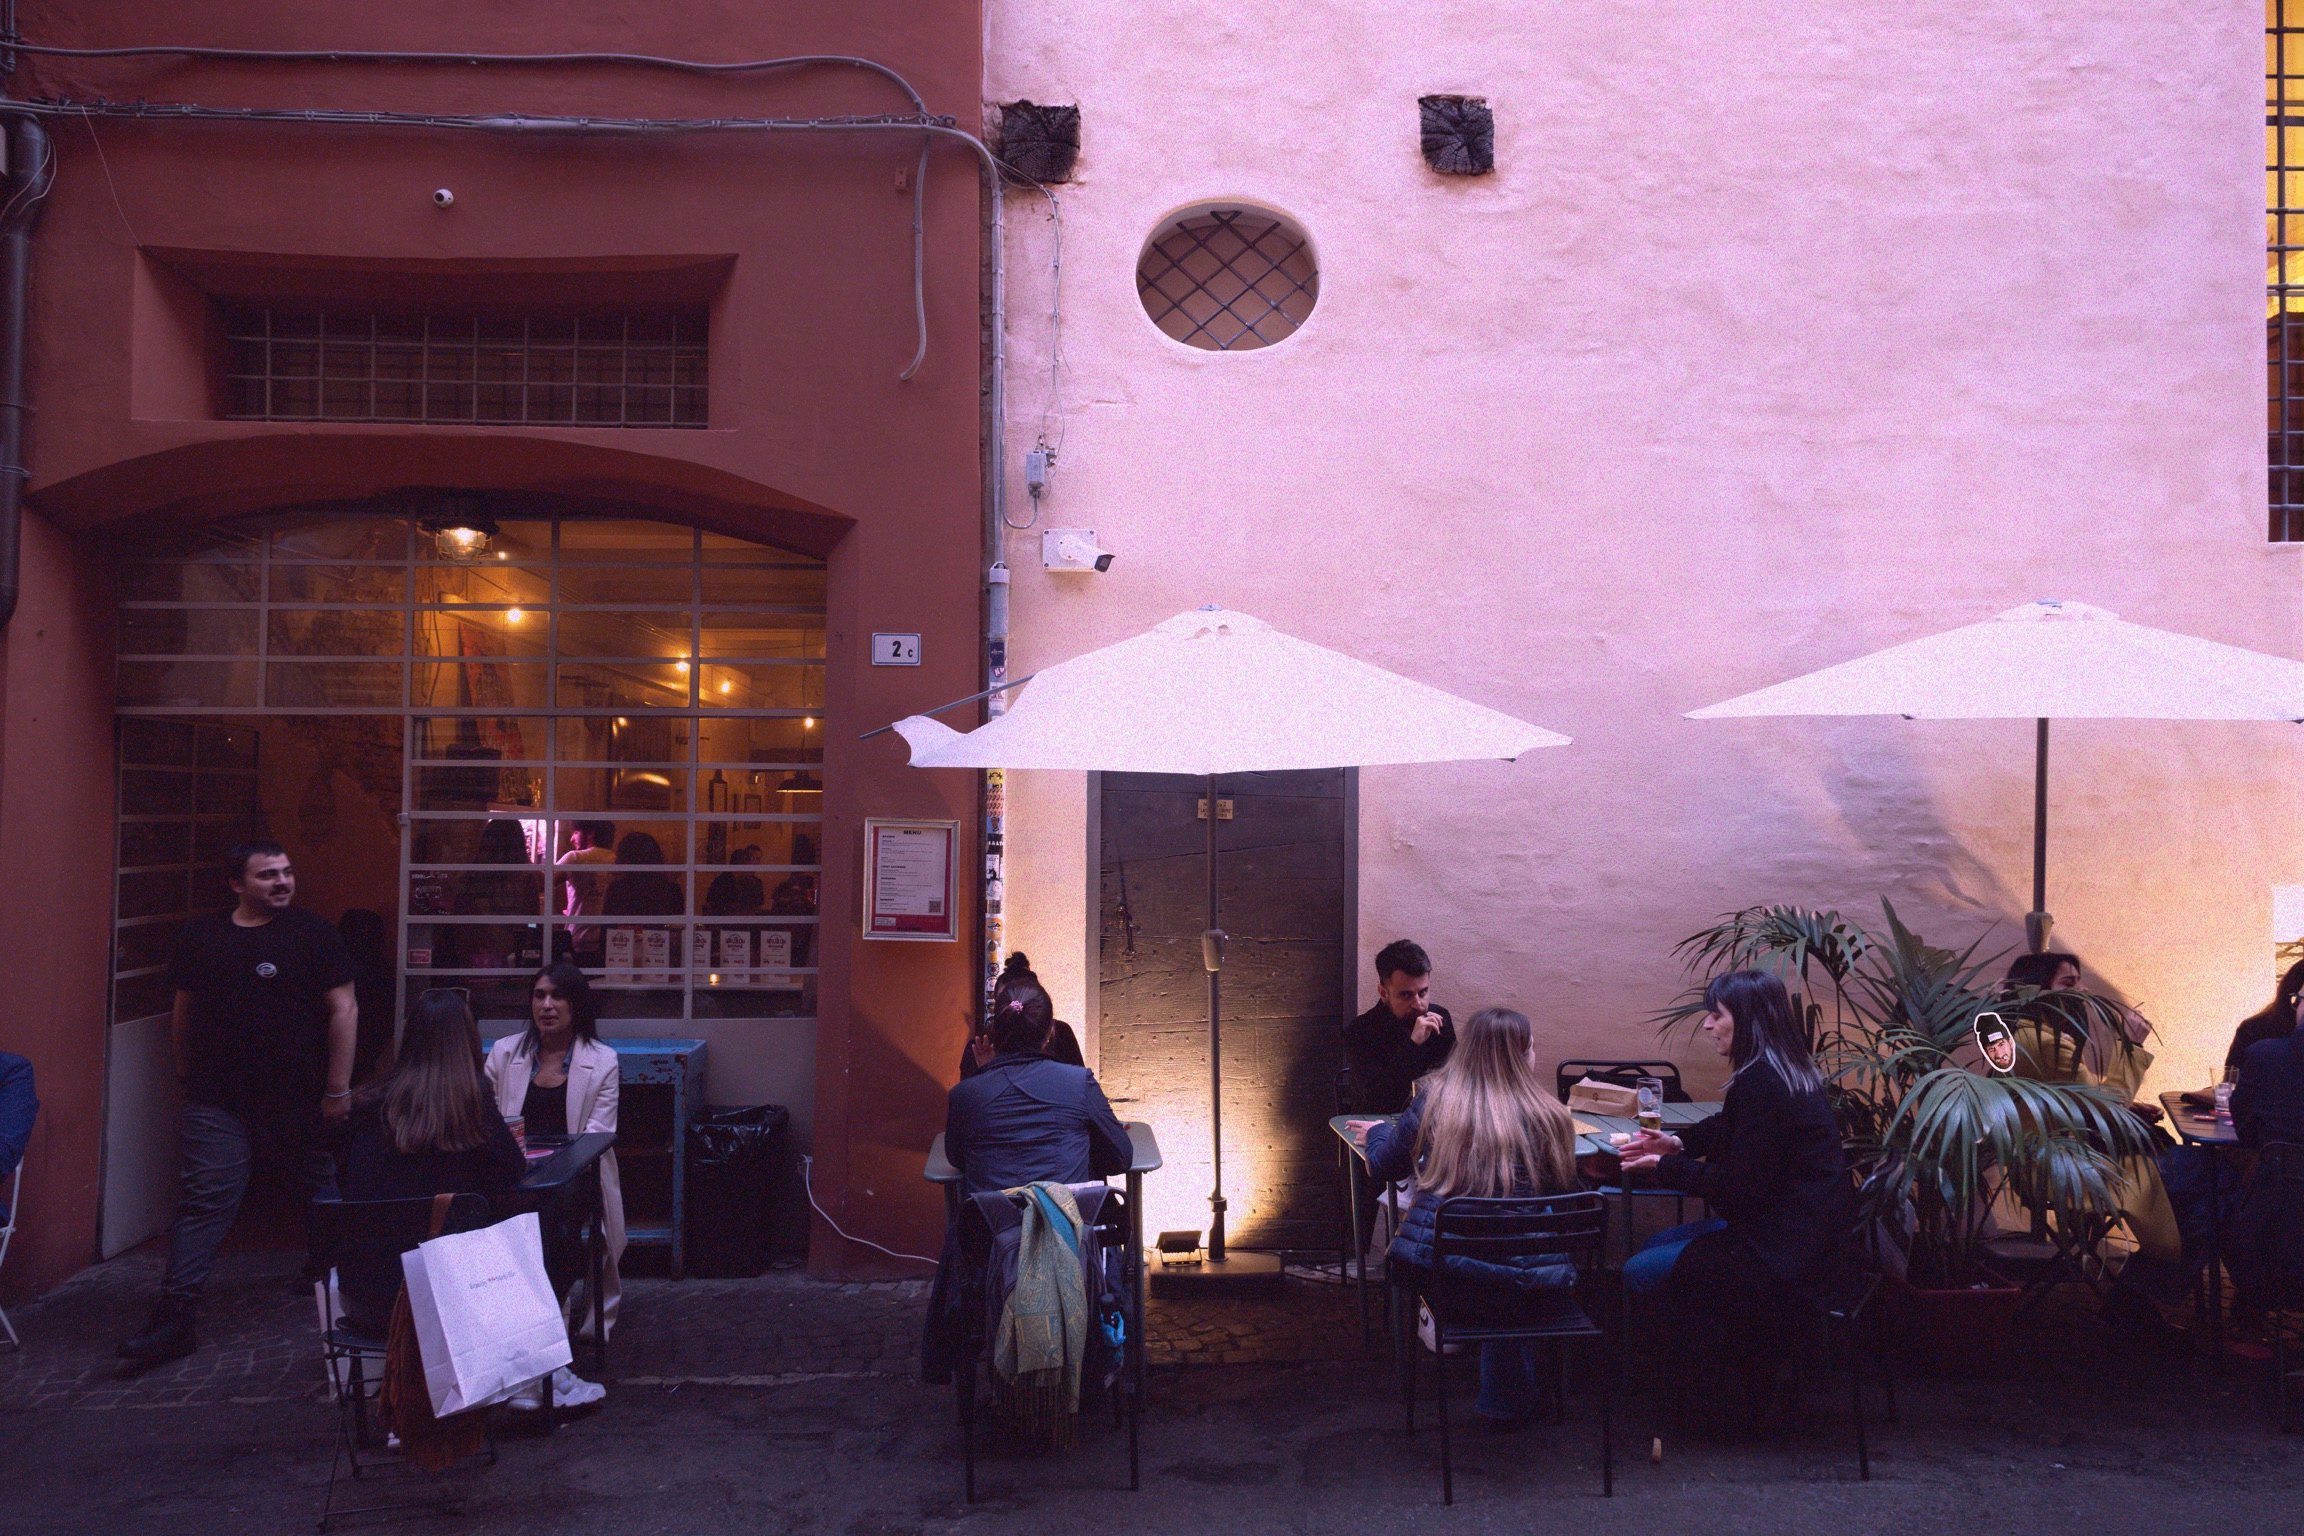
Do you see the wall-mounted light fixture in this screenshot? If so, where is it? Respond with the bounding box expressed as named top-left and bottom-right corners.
top-left (414, 492), bottom-right (500, 562)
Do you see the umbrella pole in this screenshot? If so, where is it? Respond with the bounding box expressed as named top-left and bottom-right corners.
top-left (1204, 771), bottom-right (1228, 1265)
top-left (2026, 717), bottom-right (2052, 953)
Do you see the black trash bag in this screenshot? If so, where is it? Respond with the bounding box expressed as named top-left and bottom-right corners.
top-left (685, 1104), bottom-right (788, 1278)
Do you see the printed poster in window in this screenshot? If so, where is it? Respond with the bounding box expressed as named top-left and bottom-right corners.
top-left (863, 818), bottom-right (958, 942)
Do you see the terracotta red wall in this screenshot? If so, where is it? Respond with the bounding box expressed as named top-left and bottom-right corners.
top-left (0, 512), bottom-right (117, 1301)
top-left (4, 2), bottom-right (988, 1284)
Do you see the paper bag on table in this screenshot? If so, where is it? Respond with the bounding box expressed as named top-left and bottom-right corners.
top-left (399, 1210), bottom-right (572, 1417)
top-left (1567, 1078), bottom-right (1640, 1117)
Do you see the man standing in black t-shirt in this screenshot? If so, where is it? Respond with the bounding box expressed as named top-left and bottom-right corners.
top-left (118, 841), bottom-right (358, 1373)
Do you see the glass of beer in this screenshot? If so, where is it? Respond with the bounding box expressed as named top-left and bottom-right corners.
top-left (1635, 1076), bottom-right (1665, 1134)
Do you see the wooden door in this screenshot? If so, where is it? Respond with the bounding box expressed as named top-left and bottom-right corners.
top-left (1094, 769), bottom-right (1352, 1251)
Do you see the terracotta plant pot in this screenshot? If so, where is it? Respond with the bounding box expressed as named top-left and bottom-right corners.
top-left (1885, 1269), bottom-right (2023, 1371)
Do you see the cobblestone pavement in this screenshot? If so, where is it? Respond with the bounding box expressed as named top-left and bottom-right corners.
top-left (0, 1244), bottom-right (1372, 1410)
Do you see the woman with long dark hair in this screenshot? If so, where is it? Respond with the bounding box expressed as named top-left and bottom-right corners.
top-left (484, 961), bottom-right (627, 1346)
top-left (2231, 958), bottom-right (2304, 1068)
top-left (1356, 1006), bottom-right (1582, 1426)
top-left (1619, 969), bottom-right (1846, 1303)
top-left (335, 989), bottom-right (525, 1335)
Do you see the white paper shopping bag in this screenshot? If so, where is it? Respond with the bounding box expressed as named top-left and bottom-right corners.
top-left (400, 1211), bottom-right (572, 1417)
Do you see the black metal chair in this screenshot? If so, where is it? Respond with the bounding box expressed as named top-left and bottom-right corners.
top-left (952, 1182), bottom-right (1141, 1502)
top-left (1635, 1157), bottom-right (1896, 1481)
top-left (1558, 1059), bottom-right (1696, 1245)
top-left (311, 1193), bottom-right (495, 1532)
top-left (2238, 1143), bottom-right (2304, 1432)
top-left (1392, 1191), bottom-right (1612, 1505)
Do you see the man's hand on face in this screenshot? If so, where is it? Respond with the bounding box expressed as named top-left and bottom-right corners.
top-left (1409, 1011), bottom-right (1442, 1046)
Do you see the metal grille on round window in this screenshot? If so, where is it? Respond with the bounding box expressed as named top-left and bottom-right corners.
top-left (1136, 208), bottom-right (1317, 352)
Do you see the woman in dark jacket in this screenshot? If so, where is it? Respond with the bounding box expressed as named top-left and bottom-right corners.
top-left (334, 990), bottom-right (526, 1336)
top-left (1354, 1006), bottom-right (1581, 1426)
top-left (1620, 970), bottom-right (1848, 1332)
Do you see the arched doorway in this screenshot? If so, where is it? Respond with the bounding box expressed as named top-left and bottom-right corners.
top-left (103, 506), bottom-right (826, 1254)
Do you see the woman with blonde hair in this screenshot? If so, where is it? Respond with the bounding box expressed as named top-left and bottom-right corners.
top-left (1353, 1006), bottom-right (1581, 1427)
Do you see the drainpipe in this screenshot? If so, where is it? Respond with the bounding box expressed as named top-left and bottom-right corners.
top-left (0, 111), bottom-right (49, 631)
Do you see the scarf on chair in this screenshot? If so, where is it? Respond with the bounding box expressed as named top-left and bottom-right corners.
top-left (991, 1181), bottom-right (1088, 1449)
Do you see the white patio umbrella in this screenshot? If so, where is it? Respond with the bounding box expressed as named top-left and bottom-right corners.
top-left (886, 606), bottom-right (1568, 1278)
top-left (1688, 599), bottom-right (2304, 950)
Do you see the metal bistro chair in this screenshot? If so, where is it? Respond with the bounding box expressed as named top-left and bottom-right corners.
top-left (1653, 1158), bottom-right (1899, 1481)
top-left (0, 1160), bottom-right (21, 1350)
top-left (1558, 1060), bottom-right (1696, 1245)
top-left (953, 1182), bottom-right (1142, 1503)
top-left (310, 1193), bottom-right (496, 1532)
top-left (2243, 1143), bottom-right (2304, 1433)
top-left (1395, 1190), bottom-right (1613, 1505)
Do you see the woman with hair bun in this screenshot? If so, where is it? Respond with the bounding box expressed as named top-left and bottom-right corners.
top-left (958, 952), bottom-right (1085, 1078)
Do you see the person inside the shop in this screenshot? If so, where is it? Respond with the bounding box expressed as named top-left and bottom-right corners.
top-left (603, 832), bottom-right (682, 917)
top-left (703, 845), bottom-right (767, 916)
top-left (1351, 1005), bottom-right (1582, 1427)
top-left (485, 961), bottom-right (626, 1345)
top-left (1617, 969), bottom-right (1847, 1398)
top-left (959, 952), bottom-right (1083, 1079)
top-left (119, 841), bottom-right (357, 1375)
top-left (923, 973), bottom-right (1131, 1382)
top-left (557, 820), bottom-right (617, 961)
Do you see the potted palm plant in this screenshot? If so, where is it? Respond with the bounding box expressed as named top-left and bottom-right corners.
top-left (1660, 902), bottom-right (2158, 1363)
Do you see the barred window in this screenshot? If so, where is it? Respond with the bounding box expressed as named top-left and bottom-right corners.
top-left (1136, 206), bottom-right (1318, 352)
top-left (2272, 3), bottom-right (2303, 539)
top-left (222, 307), bottom-right (709, 428)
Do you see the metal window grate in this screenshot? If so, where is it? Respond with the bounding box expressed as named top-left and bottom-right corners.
top-left (222, 307), bottom-right (709, 428)
top-left (2272, 4), bottom-right (2303, 539)
top-left (1136, 208), bottom-right (1318, 352)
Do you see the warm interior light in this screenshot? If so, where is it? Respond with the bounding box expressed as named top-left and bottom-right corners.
top-left (718, 679), bottom-right (733, 694)
top-left (675, 659), bottom-right (691, 674)
top-left (615, 716), bottom-right (630, 728)
top-left (505, 607), bottom-right (525, 625)
top-left (427, 522), bottom-right (494, 561)
top-left (802, 716), bottom-right (816, 730)
top-left (495, 550), bottom-right (510, 561)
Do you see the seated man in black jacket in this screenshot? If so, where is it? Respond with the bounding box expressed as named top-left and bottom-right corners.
top-left (1344, 940), bottom-right (1456, 1115)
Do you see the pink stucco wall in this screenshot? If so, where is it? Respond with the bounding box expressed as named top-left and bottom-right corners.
top-left (989, 5), bottom-right (2291, 1232)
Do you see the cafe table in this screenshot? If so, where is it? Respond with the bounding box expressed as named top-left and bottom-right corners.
top-left (518, 1129), bottom-right (617, 1406)
top-left (1329, 1102), bottom-right (1722, 1343)
top-left (924, 1122), bottom-right (1163, 1403)
top-left (2160, 1090), bottom-right (2241, 1350)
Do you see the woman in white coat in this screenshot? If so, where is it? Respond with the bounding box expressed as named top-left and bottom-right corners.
top-left (486, 960), bottom-right (626, 1338)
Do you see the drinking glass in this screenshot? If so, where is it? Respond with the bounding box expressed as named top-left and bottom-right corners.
top-left (2214, 1066), bottom-right (2238, 1122)
top-left (1635, 1076), bottom-right (1665, 1134)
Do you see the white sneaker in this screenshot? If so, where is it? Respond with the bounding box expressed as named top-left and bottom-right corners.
top-left (505, 1377), bottom-right (544, 1412)
top-left (549, 1366), bottom-right (606, 1408)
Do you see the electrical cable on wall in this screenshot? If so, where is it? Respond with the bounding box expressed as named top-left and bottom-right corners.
top-left (800, 1156), bottom-right (936, 1266)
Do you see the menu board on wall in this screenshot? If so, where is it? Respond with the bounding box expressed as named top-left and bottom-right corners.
top-left (863, 818), bottom-right (959, 942)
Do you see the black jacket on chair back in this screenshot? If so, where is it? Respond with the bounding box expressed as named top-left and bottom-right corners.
top-left (944, 1053), bottom-right (1133, 1195)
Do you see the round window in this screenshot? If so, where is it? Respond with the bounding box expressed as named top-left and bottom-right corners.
top-left (1135, 205), bottom-right (1318, 352)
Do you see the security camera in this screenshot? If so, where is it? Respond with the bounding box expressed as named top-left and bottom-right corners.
top-left (1042, 529), bottom-right (1113, 574)
top-left (432, 188), bottom-right (455, 209)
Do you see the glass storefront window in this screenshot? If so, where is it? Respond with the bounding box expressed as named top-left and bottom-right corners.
top-left (115, 513), bottom-right (827, 1034)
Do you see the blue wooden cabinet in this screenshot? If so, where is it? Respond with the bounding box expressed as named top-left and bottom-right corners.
top-left (606, 1038), bottom-right (708, 1280)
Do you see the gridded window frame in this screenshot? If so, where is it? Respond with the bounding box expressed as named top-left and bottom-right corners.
top-left (113, 515), bottom-right (825, 1035)
top-left (1136, 206), bottom-right (1319, 353)
top-left (2272, 4), bottom-right (2304, 540)
top-left (221, 308), bottom-right (710, 429)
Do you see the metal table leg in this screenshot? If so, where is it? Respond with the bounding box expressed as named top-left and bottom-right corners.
top-left (1347, 1153), bottom-right (1371, 1343)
